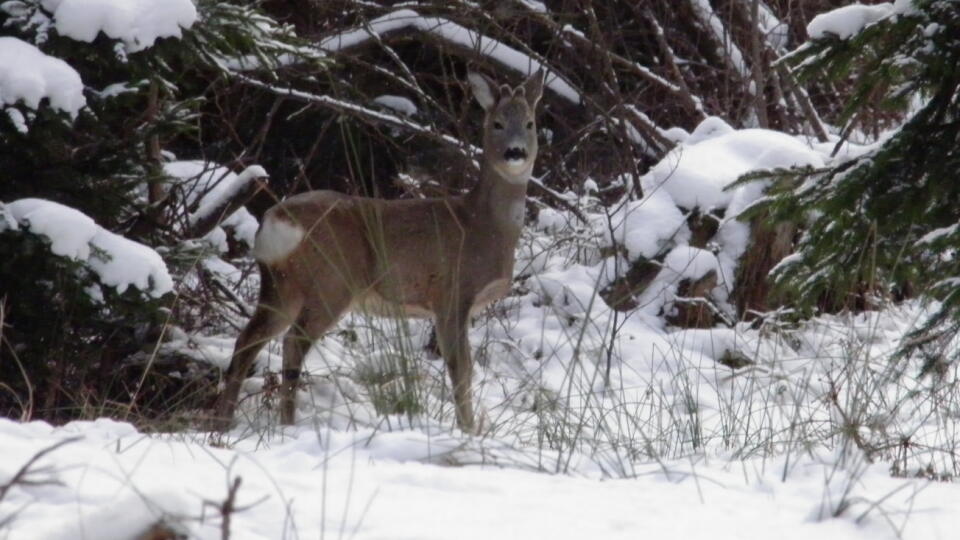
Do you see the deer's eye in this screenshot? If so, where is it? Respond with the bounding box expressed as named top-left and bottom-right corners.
top-left (526, 121), bottom-right (534, 129)
top-left (493, 121), bottom-right (504, 130)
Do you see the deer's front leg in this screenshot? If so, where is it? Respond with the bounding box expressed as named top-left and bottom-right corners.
top-left (436, 301), bottom-right (475, 433)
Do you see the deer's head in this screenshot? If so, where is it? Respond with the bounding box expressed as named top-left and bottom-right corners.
top-left (468, 70), bottom-right (544, 182)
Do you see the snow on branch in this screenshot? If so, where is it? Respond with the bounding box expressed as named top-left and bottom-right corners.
top-left (689, 0), bottom-right (751, 80)
top-left (0, 37), bottom-right (85, 120)
top-left (3, 198), bottom-right (173, 297)
top-left (319, 9), bottom-right (581, 104)
top-left (164, 161), bottom-right (265, 248)
top-left (41, 0), bottom-right (197, 53)
top-left (806, 3), bottom-right (895, 40)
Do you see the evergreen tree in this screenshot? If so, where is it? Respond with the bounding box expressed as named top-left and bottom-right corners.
top-left (0, 0), bottom-right (323, 421)
top-left (750, 0), bottom-right (960, 360)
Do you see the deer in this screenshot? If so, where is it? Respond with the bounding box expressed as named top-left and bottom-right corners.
top-left (212, 69), bottom-right (544, 433)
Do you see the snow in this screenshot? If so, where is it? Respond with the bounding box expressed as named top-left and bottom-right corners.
top-left (373, 94), bottom-right (418, 117)
top-left (640, 246), bottom-right (723, 314)
top-left (535, 206), bottom-right (566, 233)
top-left (0, 37), bottom-right (85, 118)
top-left (604, 184), bottom-right (690, 261)
top-left (163, 161), bottom-right (263, 251)
top-left (600, 117), bottom-right (825, 315)
top-left (320, 9), bottom-right (580, 104)
top-left (2, 368), bottom-right (960, 539)
top-left (5, 106), bottom-right (28, 133)
top-left (662, 245), bottom-right (720, 280)
top-left (636, 246), bottom-right (723, 316)
top-left (685, 115), bottom-right (735, 145)
top-left (919, 223), bottom-right (958, 244)
top-left (43, 0), bottom-right (197, 53)
top-left (87, 225), bottom-right (174, 295)
top-left (516, 0), bottom-right (548, 12)
top-left (807, 3), bottom-right (893, 40)
top-left (5, 198), bottom-right (172, 297)
top-left (6, 198), bottom-right (96, 259)
top-left (689, 0), bottom-right (750, 79)
top-left (643, 118), bottom-right (824, 212)
top-left (757, 2), bottom-right (789, 50)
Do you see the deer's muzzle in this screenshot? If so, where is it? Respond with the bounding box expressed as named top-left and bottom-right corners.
top-left (504, 147), bottom-right (528, 162)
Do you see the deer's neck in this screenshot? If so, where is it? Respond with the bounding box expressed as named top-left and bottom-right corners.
top-left (465, 160), bottom-right (530, 238)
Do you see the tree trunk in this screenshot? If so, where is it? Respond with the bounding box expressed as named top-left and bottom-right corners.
top-left (733, 215), bottom-right (796, 318)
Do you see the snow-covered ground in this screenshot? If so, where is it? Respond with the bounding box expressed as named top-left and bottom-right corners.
top-left (4, 119), bottom-right (960, 539)
top-left (3, 416), bottom-right (959, 540)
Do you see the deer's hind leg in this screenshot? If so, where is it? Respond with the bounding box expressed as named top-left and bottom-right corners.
top-left (279, 282), bottom-right (354, 425)
top-left (215, 265), bottom-right (302, 429)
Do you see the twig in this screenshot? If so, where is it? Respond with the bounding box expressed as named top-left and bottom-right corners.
top-left (776, 64), bottom-right (830, 142)
top-left (237, 75), bottom-right (479, 160)
top-left (219, 477), bottom-right (241, 540)
top-left (0, 437), bottom-right (80, 501)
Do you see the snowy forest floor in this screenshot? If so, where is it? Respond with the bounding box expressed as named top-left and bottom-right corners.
top-left (3, 415), bottom-right (959, 540)
top-left (5, 230), bottom-right (960, 538)
top-left (5, 126), bottom-right (960, 539)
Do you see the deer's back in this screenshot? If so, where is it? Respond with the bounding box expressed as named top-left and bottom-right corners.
top-left (254, 190), bottom-right (514, 315)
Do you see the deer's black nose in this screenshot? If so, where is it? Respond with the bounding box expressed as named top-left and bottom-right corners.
top-left (504, 147), bottom-right (527, 161)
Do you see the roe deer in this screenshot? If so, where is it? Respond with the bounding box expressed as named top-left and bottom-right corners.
top-left (212, 70), bottom-right (544, 432)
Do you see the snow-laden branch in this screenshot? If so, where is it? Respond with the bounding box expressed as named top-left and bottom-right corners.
top-left (164, 161), bottom-right (264, 251)
top-left (689, 0), bottom-right (751, 80)
top-left (0, 37), bottom-right (86, 121)
top-left (42, 0), bottom-right (197, 53)
top-left (319, 9), bottom-right (581, 105)
top-left (806, 3), bottom-right (896, 40)
top-left (2, 199), bottom-right (173, 297)
top-left (187, 165), bottom-right (266, 243)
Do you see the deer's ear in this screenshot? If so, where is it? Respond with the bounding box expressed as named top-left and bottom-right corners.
top-left (467, 72), bottom-right (498, 111)
top-left (522, 69), bottom-right (545, 108)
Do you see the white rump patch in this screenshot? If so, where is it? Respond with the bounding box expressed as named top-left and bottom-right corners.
top-left (252, 215), bottom-right (304, 263)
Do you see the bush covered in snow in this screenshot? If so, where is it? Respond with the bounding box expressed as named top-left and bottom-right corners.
top-left (0, 0), bottom-right (320, 422)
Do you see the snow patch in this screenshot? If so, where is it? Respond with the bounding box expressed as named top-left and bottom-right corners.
top-left (603, 185), bottom-right (690, 262)
top-left (6, 198), bottom-right (172, 296)
top-left (643, 120), bottom-right (824, 211)
top-left (536, 207), bottom-right (566, 233)
top-left (685, 116), bottom-right (735, 145)
top-left (0, 37), bottom-right (85, 117)
top-left (373, 94), bottom-right (417, 117)
top-left (638, 246), bottom-right (722, 316)
top-left (807, 3), bottom-right (893, 40)
top-left (603, 119), bottom-right (824, 313)
top-left (45, 0), bottom-right (198, 52)
top-left (6, 198), bottom-right (96, 259)
top-left (163, 161), bottom-right (263, 250)
top-left (662, 245), bottom-right (720, 281)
